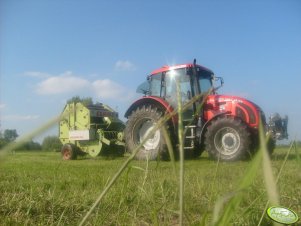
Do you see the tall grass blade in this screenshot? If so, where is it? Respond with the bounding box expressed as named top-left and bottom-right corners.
top-left (259, 123), bottom-right (279, 206)
top-left (79, 92), bottom-right (208, 225)
top-left (293, 139), bottom-right (300, 163)
top-left (79, 102), bottom-right (182, 224)
top-left (176, 80), bottom-right (185, 226)
top-left (257, 138), bottom-right (295, 226)
top-left (162, 125), bottom-right (177, 177)
top-left (213, 121), bottom-right (282, 226)
top-left (78, 127), bottom-right (159, 225)
top-left (212, 150), bottom-right (263, 226)
top-left (0, 114), bottom-right (62, 159)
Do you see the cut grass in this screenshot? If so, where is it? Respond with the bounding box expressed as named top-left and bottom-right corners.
top-left (0, 148), bottom-right (300, 225)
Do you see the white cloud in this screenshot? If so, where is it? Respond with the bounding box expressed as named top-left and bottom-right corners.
top-left (2, 114), bottom-right (40, 121)
top-left (0, 104), bottom-right (5, 109)
top-left (92, 79), bottom-right (133, 101)
top-left (114, 60), bottom-right (136, 71)
top-left (24, 71), bottom-right (51, 78)
top-left (35, 71), bottom-right (90, 95)
top-left (34, 71), bottom-right (134, 102)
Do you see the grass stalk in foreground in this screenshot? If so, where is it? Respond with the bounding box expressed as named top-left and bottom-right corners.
top-left (79, 107), bottom-right (175, 225)
top-left (162, 124), bottom-right (177, 177)
top-left (212, 149), bottom-right (262, 226)
top-left (212, 122), bottom-right (281, 226)
top-left (78, 125), bottom-right (159, 226)
top-left (176, 80), bottom-right (185, 226)
top-left (257, 123), bottom-right (280, 226)
top-left (257, 138), bottom-right (296, 226)
top-left (79, 92), bottom-right (208, 225)
top-left (0, 115), bottom-right (62, 159)
top-left (259, 123), bottom-right (279, 207)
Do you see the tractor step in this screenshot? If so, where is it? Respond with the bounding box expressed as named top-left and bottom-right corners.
top-left (184, 125), bottom-right (196, 150)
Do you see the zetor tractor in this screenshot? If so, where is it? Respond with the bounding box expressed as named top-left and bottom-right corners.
top-left (124, 60), bottom-right (288, 161)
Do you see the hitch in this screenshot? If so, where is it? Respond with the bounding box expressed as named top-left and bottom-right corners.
top-left (267, 113), bottom-right (288, 140)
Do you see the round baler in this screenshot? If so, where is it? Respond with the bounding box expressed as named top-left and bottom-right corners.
top-left (59, 102), bottom-right (125, 160)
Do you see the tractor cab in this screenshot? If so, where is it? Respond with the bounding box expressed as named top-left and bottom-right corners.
top-left (136, 63), bottom-right (222, 120)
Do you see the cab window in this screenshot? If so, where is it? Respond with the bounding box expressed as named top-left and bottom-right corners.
top-left (150, 73), bottom-right (162, 97)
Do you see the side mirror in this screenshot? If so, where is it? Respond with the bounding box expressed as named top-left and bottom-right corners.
top-left (136, 81), bottom-right (150, 95)
top-left (213, 76), bottom-right (224, 92)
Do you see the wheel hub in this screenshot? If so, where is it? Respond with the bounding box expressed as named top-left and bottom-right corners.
top-left (138, 120), bottom-right (160, 151)
top-left (214, 127), bottom-right (240, 156)
top-left (222, 133), bottom-right (236, 149)
top-left (62, 148), bottom-right (71, 160)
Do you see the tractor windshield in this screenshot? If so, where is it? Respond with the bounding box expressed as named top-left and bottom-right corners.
top-left (164, 68), bottom-right (192, 109)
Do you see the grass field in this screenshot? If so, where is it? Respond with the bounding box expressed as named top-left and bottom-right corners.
top-left (0, 147), bottom-right (300, 225)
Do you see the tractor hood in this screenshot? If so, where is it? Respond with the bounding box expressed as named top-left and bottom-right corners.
top-left (204, 94), bottom-right (288, 140)
top-left (206, 95), bottom-right (260, 109)
top-left (205, 94), bottom-right (263, 128)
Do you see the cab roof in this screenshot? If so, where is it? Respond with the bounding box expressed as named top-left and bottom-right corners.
top-left (150, 63), bottom-right (214, 75)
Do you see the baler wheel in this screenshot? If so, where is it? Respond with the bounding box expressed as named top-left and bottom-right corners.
top-left (61, 144), bottom-right (77, 160)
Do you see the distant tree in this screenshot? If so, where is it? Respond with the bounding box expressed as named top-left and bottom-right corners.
top-left (42, 136), bottom-right (62, 152)
top-left (0, 129), bottom-right (18, 148)
top-left (3, 129), bottom-right (18, 142)
top-left (67, 96), bottom-right (93, 106)
top-left (0, 140), bottom-right (6, 149)
top-left (16, 140), bottom-right (42, 151)
top-left (0, 132), bottom-right (7, 148)
top-left (29, 140), bottom-right (41, 150)
top-left (0, 129), bottom-right (41, 151)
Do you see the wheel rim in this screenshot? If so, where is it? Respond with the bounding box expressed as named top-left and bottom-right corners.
top-left (62, 147), bottom-right (71, 160)
top-left (136, 119), bottom-right (160, 151)
top-left (214, 127), bottom-right (240, 156)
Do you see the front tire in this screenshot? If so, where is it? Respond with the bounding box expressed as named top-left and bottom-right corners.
top-left (205, 117), bottom-right (251, 161)
top-left (125, 105), bottom-right (169, 160)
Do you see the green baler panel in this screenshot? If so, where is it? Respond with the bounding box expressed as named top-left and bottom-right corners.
top-left (74, 103), bottom-right (90, 129)
top-left (59, 101), bottom-right (125, 157)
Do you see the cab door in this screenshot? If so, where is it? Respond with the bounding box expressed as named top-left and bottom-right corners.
top-left (164, 68), bottom-right (194, 121)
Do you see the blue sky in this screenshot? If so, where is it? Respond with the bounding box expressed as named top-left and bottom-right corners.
top-left (1, 0), bottom-right (301, 142)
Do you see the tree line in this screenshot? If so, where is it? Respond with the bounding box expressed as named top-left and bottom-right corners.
top-left (0, 129), bottom-right (62, 151)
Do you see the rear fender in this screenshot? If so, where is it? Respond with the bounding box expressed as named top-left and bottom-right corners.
top-left (124, 96), bottom-right (177, 126)
top-left (198, 112), bottom-right (228, 143)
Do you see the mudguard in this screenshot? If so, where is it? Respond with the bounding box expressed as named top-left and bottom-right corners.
top-left (124, 96), bottom-right (177, 125)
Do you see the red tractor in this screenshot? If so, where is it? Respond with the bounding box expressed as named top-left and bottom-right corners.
top-left (124, 60), bottom-right (288, 161)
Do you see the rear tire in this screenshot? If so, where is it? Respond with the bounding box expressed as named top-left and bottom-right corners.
top-left (61, 144), bottom-right (77, 160)
top-left (205, 117), bottom-right (251, 161)
top-left (125, 105), bottom-right (169, 160)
